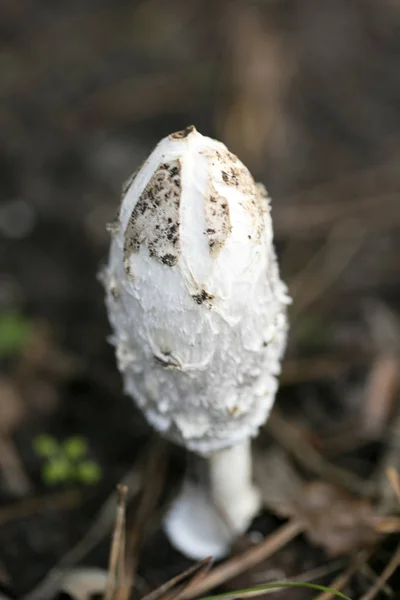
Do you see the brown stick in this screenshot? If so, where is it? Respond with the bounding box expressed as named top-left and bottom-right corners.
top-left (359, 543), bottom-right (400, 600)
top-left (180, 519), bottom-right (304, 600)
top-left (104, 485), bottom-right (128, 600)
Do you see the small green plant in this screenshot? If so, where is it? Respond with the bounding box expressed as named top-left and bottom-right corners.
top-left (0, 310), bottom-right (31, 358)
top-left (33, 434), bottom-right (102, 486)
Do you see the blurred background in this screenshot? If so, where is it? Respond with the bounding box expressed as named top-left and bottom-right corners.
top-left (1, 1), bottom-right (400, 598)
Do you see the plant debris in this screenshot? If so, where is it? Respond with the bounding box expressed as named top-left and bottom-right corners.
top-left (1, 1), bottom-right (400, 598)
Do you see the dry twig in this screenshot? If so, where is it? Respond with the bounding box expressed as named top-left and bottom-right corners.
top-left (179, 520), bottom-right (304, 600)
top-left (314, 551), bottom-right (372, 600)
top-left (386, 468), bottom-right (400, 505)
top-left (362, 355), bottom-right (399, 440)
top-left (116, 440), bottom-right (168, 600)
top-left (22, 467), bottom-right (141, 600)
top-left (360, 563), bottom-right (393, 598)
top-left (359, 543), bottom-right (400, 600)
top-left (141, 558), bottom-right (213, 600)
top-left (104, 485), bottom-right (128, 600)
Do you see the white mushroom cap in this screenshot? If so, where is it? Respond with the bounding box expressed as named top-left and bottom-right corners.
top-left (103, 126), bottom-right (289, 456)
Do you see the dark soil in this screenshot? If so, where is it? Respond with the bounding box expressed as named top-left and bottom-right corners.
top-left (1, 1), bottom-right (400, 598)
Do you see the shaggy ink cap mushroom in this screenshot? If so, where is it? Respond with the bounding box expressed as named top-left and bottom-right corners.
top-left (103, 126), bottom-right (290, 559)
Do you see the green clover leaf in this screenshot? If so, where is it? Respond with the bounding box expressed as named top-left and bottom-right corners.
top-left (42, 457), bottom-right (72, 485)
top-left (62, 436), bottom-right (88, 460)
top-left (33, 435), bottom-right (60, 458)
top-left (0, 310), bottom-right (31, 358)
top-left (76, 460), bottom-right (102, 484)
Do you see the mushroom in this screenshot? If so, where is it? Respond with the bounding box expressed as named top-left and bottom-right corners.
top-left (102, 125), bottom-right (290, 559)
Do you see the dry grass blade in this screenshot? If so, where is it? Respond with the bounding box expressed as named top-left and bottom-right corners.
top-left (267, 411), bottom-right (368, 497)
top-left (386, 467), bottom-right (400, 505)
top-left (21, 467), bottom-right (141, 600)
top-left (158, 557), bottom-right (346, 600)
top-left (252, 559), bottom-right (345, 586)
top-left (116, 440), bottom-right (168, 600)
top-left (141, 557), bottom-right (213, 600)
top-left (179, 519), bottom-right (304, 600)
top-left (359, 543), bottom-right (400, 600)
top-left (360, 564), bottom-right (392, 598)
top-left (194, 561), bottom-right (346, 600)
top-left (314, 551), bottom-right (372, 600)
top-left (362, 355), bottom-right (399, 440)
top-left (104, 485), bottom-right (128, 600)
top-left (168, 557), bottom-right (214, 600)
top-left (372, 515), bottom-right (400, 534)
top-left (195, 583), bottom-right (352, 600)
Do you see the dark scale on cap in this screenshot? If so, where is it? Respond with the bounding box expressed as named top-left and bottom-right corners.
top-left (216, 148), bottom-right (266, 241)
top-left (192, 288), bottom-right (214, 306)
top-left (204, 184), bottom-right (232, 257)
top-left (153, 349), bottom-right (182, 368)
top-left (123, 160), bottom-right (182, 270)
top-left (161, 253), bottom-right (176, 266)
top-left (214, 149), bottom-right (253, 197)
top-left (202, 144), bottom-right (267, 255)
top-left (169, 125), bottom-right (197, 140)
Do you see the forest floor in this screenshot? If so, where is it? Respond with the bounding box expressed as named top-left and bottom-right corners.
top-left (1, 1), bottom-right (400, 599)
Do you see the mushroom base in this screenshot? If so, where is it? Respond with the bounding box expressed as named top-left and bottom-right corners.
top-left (164, 480), bottom-right (233, 559)
top-left (164, 441), bottom-right (261, 560)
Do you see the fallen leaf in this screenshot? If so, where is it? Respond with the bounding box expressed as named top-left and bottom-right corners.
top-left (299, 482), bottom-right (380, 556)
top-left (254, 447), bottom-right (381, 556)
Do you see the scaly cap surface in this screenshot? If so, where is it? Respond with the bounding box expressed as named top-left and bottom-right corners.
top-left (103, 126), bottom-right (290, 454)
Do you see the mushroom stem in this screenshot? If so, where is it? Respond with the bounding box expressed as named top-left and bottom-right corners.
top-left (210, 439), bottom-right (261, 532)
top-left (164, 439), bottom-right (261, 560)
